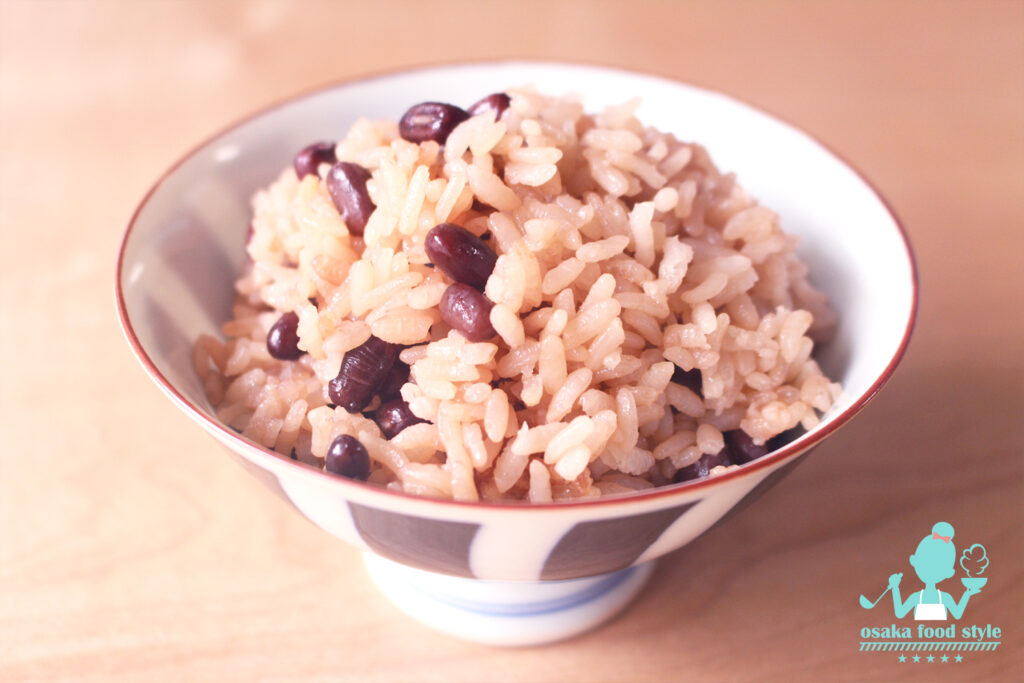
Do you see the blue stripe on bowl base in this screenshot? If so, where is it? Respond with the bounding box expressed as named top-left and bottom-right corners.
top-left (410, 566), bottom-right (640, 618)
top-left (348, 503), bottom-right (481, 578)
top-left (540, 501), bottom-right (698, 580)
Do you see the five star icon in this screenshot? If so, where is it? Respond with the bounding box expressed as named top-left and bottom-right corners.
top-left (897, 651), bottom-right (966, 664)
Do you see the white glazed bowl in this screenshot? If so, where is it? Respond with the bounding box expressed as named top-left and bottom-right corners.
top-left (116, 61), bottom-right (917, 644)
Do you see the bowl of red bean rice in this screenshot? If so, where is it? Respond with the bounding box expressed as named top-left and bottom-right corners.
top-left (116, 61), bottom-right (916, 644)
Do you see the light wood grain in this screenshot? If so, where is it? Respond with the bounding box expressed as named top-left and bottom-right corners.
top-left (1, 1), bottom-right (1021, 681)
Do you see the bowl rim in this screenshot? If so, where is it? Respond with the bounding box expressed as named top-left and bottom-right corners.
top-left (114, 59), bottom-right (919, 511)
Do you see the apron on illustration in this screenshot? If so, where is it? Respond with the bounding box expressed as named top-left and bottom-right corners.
top-left (913, 589), bottom-right (947, 620)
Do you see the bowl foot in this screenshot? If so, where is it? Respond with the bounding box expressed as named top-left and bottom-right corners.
top-left (363, 552), bottom-right (654, 646)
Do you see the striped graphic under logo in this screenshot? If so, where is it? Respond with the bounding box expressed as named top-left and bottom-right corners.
top-left (348, 503), bottom-right (480, 578)
top-left (540, 501), bottom-right (698, 580)
top-left (858, 641), bottom-right (1001, 652)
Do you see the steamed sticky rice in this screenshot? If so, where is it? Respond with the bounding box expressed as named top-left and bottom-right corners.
top-left (192, 88), bottom-right (841, 502)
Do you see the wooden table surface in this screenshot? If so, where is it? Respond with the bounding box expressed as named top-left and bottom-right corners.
top-left (2, 1), bottom-right (1022, 681)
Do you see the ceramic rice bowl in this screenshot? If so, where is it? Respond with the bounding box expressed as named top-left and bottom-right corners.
top-left (116, 62), bottom-right (917, 644)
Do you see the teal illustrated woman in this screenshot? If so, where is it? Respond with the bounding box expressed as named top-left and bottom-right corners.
top-left (889, 522), bottom-right (980, 620)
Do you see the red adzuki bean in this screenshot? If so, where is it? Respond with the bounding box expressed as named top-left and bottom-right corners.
top-left (325, 434), bottom-right (371, 480)
top-left (377, 361), bottom-right (410, 402)
top-left (424, 223), bottom-right (497, 291)
top-left (724, 430), bottom-right (770, 464)
top-left (439, 283), bottom-right (495, 342)
top-left (294, 141), bottom-right (337, 179)
top-left (326, 162), bottom-right (374, 236)
top-left (673, 449), bottom-right (733, 483)
top-left (467, 93), bottom-right (511, 120)
top-left (327, 335), bottom-right (399, 413)
top-left (373, 399), bottom-right (426, 439)
top-left (399, 102), bottom-right (469, 144)
top-left (266, 312), bottom-right (304, 360)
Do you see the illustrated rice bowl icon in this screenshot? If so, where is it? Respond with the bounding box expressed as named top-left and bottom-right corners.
top-left (960, 543), bottom-right (989, 591)
top-left (961, 576), bottom-right (988, 591)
